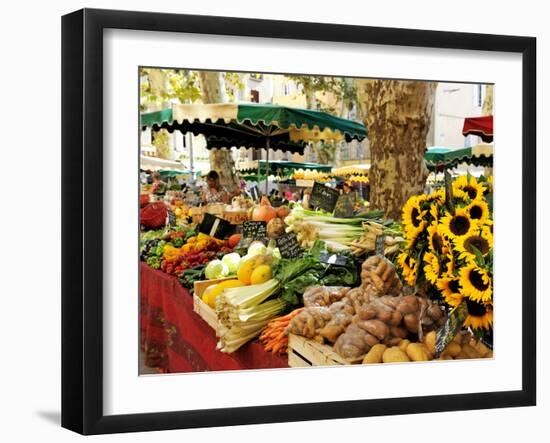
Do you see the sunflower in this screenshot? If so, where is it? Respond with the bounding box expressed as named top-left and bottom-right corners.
top-left (453, 175), bottom-right (486, 201)
top-left (459, 262), bottom-right (492, 303)
top-left (398, 251), bottom-right (418, 286)
top-left (402, 195), bottom-right (427, 233)
top-left (423, 251), bottom-right (441, 284)
top-left (454, 226), bottom-right (493, 260)
top-left (427, 221), bottom-right (445, 254)
top-left (439, 207), bottom-right (478, 240)
top-left (436, 275), bottom-right (463, 307)
top-left (465, 198), bottom-right (491, 224)
top-left (425, 188), bottom-right (445, 206)
top-left (463, 299), bottom-right (493, 330)
top-left (441, 247), bottom-right (455, 275)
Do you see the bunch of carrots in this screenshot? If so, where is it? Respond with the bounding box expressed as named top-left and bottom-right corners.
top-left (259, 308), bottom-right (304, 355)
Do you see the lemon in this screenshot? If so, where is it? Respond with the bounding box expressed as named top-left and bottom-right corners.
top-left (202, 279), bottom-right (244, 308)
top-left (250, 264), bottom-right (272, 285)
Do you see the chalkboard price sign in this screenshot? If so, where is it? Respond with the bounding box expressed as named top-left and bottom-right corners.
top-left (198, 213), bottom-right (235, 240)
top-left (242, 221), bottom-right (267, 240)
top-left (333, 193), bottom-right (355, 218)
top-left (275, 233), bottom-right (303, 259)
top-left (310, 182), bottom-right (340, 213)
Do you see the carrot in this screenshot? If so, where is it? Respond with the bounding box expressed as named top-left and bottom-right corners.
top-left (272, 340), bottom-right (286, 354)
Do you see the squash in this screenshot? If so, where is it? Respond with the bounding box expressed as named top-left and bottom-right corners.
top-left (276, 205), bottom-right (290, 219)
top-left (252, 197), bottom-right (277, 222)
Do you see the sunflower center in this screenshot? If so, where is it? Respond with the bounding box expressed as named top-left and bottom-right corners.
top-left (450, 215), bottom-right (470, 236)
top-left (464, 236), bottom-right (490, 255)
top-left (411, 207), bottom-right (421, 227)
top-left (466, 298), bottom-right (487, 316)
top-left (469, 268), bottom-right (490, 291)
top-left (432, 233), bottom-right (444, 254)
top-left (470, 205), bottom-right (483, 219)
top-left (463, 185), bottom-right (478, 199)
top-left (449, 279), bottom-right (460, 293)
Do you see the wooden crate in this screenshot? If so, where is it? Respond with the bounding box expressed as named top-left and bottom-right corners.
top-left (192, 277), bottom-right (234, 333)
top-left (193, 276), bottom-right (235, 298)
top-left (287, 334), bottom-right (361, 367)
top-left (193, 295), bottom-right (218, 333)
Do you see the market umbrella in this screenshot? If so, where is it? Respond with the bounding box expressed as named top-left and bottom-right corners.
top-left (462, 115), bottom-right (493, 142)
top-left (141, 103), bottom-right (367, 194)
top-left (424, 145), bottom-right (493, 171)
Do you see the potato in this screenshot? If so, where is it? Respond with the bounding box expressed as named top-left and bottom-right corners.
top-left (359, 319), bottom-right (390, 340)
top-left (389, 310), bottom-right (403, 326)
top-left (423, 330), bottom-right (436, 354)
top-left (403, 313), bottom-right (419, 332)
top-left (396, 296), bottom-right (419, 315)
top-left (364, 333), bottom-right (380, 348)
top-left (406, 343), bottom-right (430, 361)
top-left (376, 309), bottom-right (393, 323)
top-left (382, 347), bottom-right (411, 363)
top-left (363, 344), bottom-right (387, 364)
top-left (398, 339), bottom-right (411, 352)
top-left (385, 337), bottom-right (403, 346)
top-left (441, 342), bottom-right (462, 358)
top-left (468, 340), bottom-right (491, 358)
top-left (461, 343), bottom-right (481, 359)
top-left (390, 325), bottom-right (408, 339)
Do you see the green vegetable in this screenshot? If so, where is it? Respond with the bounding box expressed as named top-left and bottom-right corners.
top-left (146, 256), bottom-right (161, 270)
top-left (154, 240), bottom-right (167, 257)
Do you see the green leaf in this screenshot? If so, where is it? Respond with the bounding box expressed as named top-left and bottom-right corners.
top-left (469, 245), bottom-right (486, 266)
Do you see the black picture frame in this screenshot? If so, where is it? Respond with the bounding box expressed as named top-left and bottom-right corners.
top-left (62, 8), bottom-right (537, 435)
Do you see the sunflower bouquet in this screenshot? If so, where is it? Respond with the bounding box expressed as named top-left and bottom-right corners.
top-left (397, 175), bottom-right (493, 332)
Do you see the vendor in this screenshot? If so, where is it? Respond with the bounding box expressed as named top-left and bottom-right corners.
top-left (201, 170), bottom-right (240, 204)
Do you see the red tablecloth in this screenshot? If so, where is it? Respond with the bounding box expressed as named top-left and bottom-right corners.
top-left (140, 262), bottom-right (288, 373)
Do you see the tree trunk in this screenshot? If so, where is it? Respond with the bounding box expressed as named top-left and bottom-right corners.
top-left (355, 80), bottom-right (436, 219)
top-left (198, 71), bottom-right (240, 190)
top-left (304, 87), bottom-right (317, 110)
top-left (482, 84), bottom-right (494, 116)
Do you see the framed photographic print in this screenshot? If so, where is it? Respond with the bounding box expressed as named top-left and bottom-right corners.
top-left (61, 8), bottom-right (536, 435)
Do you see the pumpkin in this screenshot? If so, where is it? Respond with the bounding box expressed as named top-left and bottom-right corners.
top-left (252, 197), bottom-right (277, 222)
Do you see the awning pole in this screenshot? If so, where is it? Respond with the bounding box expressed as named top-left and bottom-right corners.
top-left (265, 137), bottom-right (270, 196)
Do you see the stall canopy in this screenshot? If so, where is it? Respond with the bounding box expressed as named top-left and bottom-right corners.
top-left (462, 115), bottom-right (493, 143)
top-left (425, 145), bottom-right (493, 170)
top-left (237, 160), bottom-right (332, 176)
top-left (331, 164), bottom-right (371, 177)
top-left (141, 103), bottom-right (367, 193)
top-left (140, 155), bottom-right (187, 171)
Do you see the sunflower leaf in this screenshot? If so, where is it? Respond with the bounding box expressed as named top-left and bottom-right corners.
top-left (470, 245), bottom-right (486, 266)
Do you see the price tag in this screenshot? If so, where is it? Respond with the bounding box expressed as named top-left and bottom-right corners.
top-left (333, 193), bottom-right (355, 218)
top-left (310, 182), bottom-right (340, 213)
top-left (198, 213), bottom-right (235, 240)
top-left (319, 252), bottom-right (350, 267)
top-left (275, 233), bottom-right (303, 259)
top-left (375, 235), bottom-right (386, 256)
top-left (242, 221), bottom-right (267, 241)
top-left (434, 301), bottom-right (468, 358)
